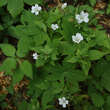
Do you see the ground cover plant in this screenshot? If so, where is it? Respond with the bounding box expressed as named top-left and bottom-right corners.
top-left (0, 0), bottom-right (110, 110)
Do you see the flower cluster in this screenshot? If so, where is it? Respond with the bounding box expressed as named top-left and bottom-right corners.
top-left (31, 4), bottom-right (89, 108)
top-left (58, 97), bottom-right (69, 108)
top-left (61, 3), bottom-right (67, 9)
top-left (76, 11), bottom-right (89, 24)
top-left (51, 24), bottom-right (59, 30)
top-left (31, 4), bottom-right (42, 15)
top-left (31, 4), bottom-right (89, 45)
top-left (32, 52), bottom-right (39, 60)
top-left (72, 33), bottom-right (83, 44)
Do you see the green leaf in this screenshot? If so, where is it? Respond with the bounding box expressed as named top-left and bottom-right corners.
top-left (40, 45), bottom-right (53, 54)
top-left (51, 82), bottom-right (63, 94)
top-left (7, 0), bottom-right (24, 17)
top-left (8, 25), bottom-right (28, 39)
top-left (12, 69), bottom-right (24, 85)
top-left (32, 28), bottom-right (48, 46)
top-left (106, 96), bottom-right (110, 106)
top-left (0, 44), bottom-right (16, 57)
top-left (101, 69), bottom-right (110, 92)
top-left (21, 11), bottom-right (47, 32)
top-left (66, 70), bottom-right (87, 82)
top-left (106, 4), bottom-right (110, 15)
top-left (0, 0), bottom-right (7, 7)
top-left (67, 81), bottom-right (80, 94)
top-left (89, 0), bottom-right (96, 6)
top-left (0, 58), bottom-right (16, 75)
top-left (93, 60), bottom-right (107, 77)
top-left (1, 102), bottom-right (8, 109)
top-left (41, 89), bottom-right (54, 109)
top-left (81, 60), bottom-right (91, 75)
top-left (35, 56), bottom-right (46, 67)
top-left (24, 0), bottom-right (43, 5)
top-left (0, 25), bottom-right (3, 31)
top-left (0, 94), bottom-right (6, 102)
top-left (95, 30), bottom-right (110, 49)
top-left (20, 60), bottom-right (33, 78)
top-left (17, 37), bottom-right (32, 57)
top-left (17, 101), bottom-right (28, 110)
top-left (91, 93), bottom-right (104, 107)
top-left (62, 16), bottom-right (74, 41)
top-left (59, 41), bottom-right (76, 55)
top-left (93, 60), bottom-right (110, 91)
top-left (88, 50), bottom-right (106, 60)
top-left (46, 8), bottom-right (63, 25)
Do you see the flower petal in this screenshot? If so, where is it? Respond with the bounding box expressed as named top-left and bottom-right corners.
top-left (62, 103), bottom-right (66, 108)
top-left (66, 100), bottom-right (69, 104)
top-left (62, 97), bottom-right (65, 100)
top-left (84, 17), bottom-right (89, 23)
top-left (38, 6), bottom-right (42, 11)
top-left (35, 11), bottom-right (39, 15)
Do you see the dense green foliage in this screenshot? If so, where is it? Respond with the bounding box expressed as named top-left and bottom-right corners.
top-left (0, 0), bottom-right (110, 110)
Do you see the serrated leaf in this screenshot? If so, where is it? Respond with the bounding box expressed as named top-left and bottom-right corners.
top-left (41, 89), bottom-right (54, 109)
top-left (93, 60), bottom-right (107, 77)
top-left (81, 60), bottom-right (91, 75)
top-left (12, 69), bottom-right (24, 85)
top-left (7, 0), bottom-right (24, 17)
top-left (91, 93), bottom-right (104, 107)
top-left (8, 25), bottom-right (28, 39)
top-left (17, 37), bottom-right (32, 57)
top-left (59, 41), bottom-right (76, 55)
top-left (0, 25), bottom-right (3, 31)
top-left (93, 60), bottom-right (110, 91)
top-left (89, 0), bottom-right (96, 6)
top-left (17, 101), bottom-right (28, 110)
top-left (0, 0), bottom-right (7, 7)
top-left (101, 70), bottom-right (110, 92)
top-left (88, 50), bottom-right (106, 60)
top-left (62, 16), bottom-right (74, 41)
top-left (66, 70), bottom-right (87, 82)
top-left (0, 44), bottom-right (16, 57)
top-left (35, 56), bottom-right (46, 67)
top-left (106, 96), bottom-right (110, 106)
top-left (32, 28), bottom-right (48, 46)
top-left (95, 30), bottom-right (110, 49)
top-left (51, 82), bottom-right (63, 94)
top-left (24, 0), bottom-right (43, 5)
top-left (106, 4), bottom-right (110, 15)
top-left (0, 58), bottom-right (16, 75)
top-left (67, 81), bottom-right (80, 94)
top-left (21, 11), bottom-right (47, 32)
top-left (46, 8), bottom-right (63, 25)
top-left (20, 60), bottom-right (33, 78)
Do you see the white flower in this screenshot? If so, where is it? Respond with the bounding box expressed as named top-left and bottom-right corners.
top-left (32, 52), bottom-right (39, 60)
top-left (76, 11), bottom-right (89, 24)
top-left (72, 33), bottom-right (83, 43)
top-left (31, 4), bottom-right (42, 15)
top-left (61, 3), bottom-right (67, 9)
top-left (51, 24), bottom-right (59, 30)
top-left (58, 97), bottom-right (69, 108)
